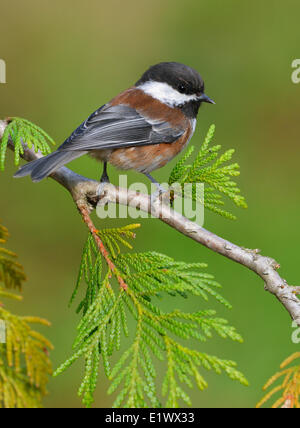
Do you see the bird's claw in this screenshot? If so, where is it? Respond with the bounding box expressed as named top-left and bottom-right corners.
top-left (96, 181), bottom-right (113, 206)
top-left (96, 181), bottom-right (109, 197)
top-left (150, 186), bottom-right (170, 206)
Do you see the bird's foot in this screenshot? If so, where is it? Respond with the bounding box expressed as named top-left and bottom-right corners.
top-left (96, 174), bottom-right (113, 208)
top-left (96, 179), bottom-right (110, 197)
top-left (150, 184), bottom-right (171, 206)
top-left (144, 173), bottom-right (170, 206)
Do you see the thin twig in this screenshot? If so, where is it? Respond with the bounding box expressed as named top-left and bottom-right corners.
top-left (1, 118), bottom-right (299, 326)
top-left (77, 204), bottom-right (127, 290)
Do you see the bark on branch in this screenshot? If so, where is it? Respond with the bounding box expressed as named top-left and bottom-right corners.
top-left (1, 118), bottom-right (299, 326)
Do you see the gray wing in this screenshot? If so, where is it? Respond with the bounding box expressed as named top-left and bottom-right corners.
top-left (58, 104), bottom-right (184, 152)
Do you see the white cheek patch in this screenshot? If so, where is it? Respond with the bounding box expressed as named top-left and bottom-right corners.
top-left (139, 81), bottom-right (198, 107)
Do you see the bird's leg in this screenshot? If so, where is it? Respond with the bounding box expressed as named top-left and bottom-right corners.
top-left (97, 162), bottom-right (111, 196)
top-left (144, 173), bottom-right (169, 204)
top-left (100, 162), bottom-right (110, 184)
top-left (144, 173), bottom-right (165, 193)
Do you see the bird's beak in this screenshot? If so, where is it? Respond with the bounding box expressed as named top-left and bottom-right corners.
top-left (198, 93), bottom-right (215, 104)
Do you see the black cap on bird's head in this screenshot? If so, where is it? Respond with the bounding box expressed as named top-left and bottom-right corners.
top-left (136, 62), bottom-right (215, 117)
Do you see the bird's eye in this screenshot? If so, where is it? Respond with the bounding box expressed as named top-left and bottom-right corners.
top-left (178, 83), bottom-right (186, 93)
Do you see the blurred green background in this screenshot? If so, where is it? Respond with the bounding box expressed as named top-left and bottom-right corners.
top-left (0, 0), bottom-right (299, 408)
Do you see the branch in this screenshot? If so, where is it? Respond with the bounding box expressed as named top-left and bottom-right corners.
top-left (1, 118), bottom-right (299, 326)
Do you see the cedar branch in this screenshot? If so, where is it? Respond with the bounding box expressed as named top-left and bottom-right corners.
top-left (1, 118), bottom-right (299, 326)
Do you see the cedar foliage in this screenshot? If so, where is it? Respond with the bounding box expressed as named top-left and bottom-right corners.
top-left (0, 117), bottom-right (55, 171)
top-left (169, 124), bottom-right (247, 219)
top-left (1, 118), bottom-right (249, 408)
top-left (54, 226), bottom-right (248, 408)
top-left (0, 220), bottom-right (53, 408)
top-left (257, 352), bottom-right (300, 408)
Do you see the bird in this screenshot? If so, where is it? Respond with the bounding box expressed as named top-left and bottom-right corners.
top-left (14, 62), bottom-right (215, 190)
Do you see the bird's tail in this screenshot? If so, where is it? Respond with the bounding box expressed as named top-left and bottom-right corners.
top-left (14, 150), bottom-right (87, 182)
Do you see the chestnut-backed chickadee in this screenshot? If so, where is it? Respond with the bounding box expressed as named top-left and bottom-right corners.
top-left (14, 62), bottom-right (215, 187)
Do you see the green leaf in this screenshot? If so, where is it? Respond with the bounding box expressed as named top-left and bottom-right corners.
top-left (56, 226), bottom-right (247, 408)
top-left (169, 124), bottom-right (247, 219)
top-left (0, 117), bottom-right (55, 171)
